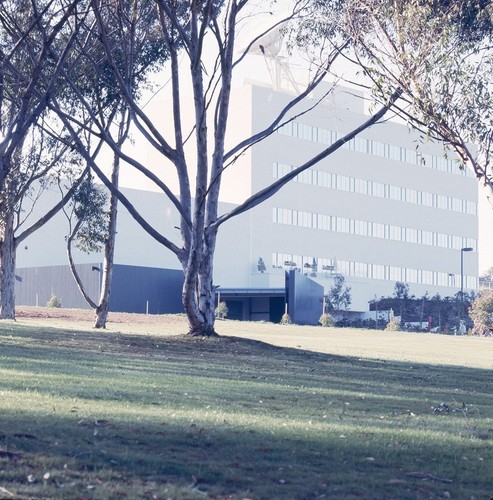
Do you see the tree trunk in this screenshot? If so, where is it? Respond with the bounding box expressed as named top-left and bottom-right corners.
top-left (183, 232), bottom-right (219, 337)
top-left (0, 212), bottom-right (17, 320)
top-left (94, 153), bottom-right (120, 329)
top-left (196, 244), bottom-right (218, 336)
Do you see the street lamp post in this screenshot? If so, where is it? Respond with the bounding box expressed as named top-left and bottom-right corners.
top-left (459, 247), bottom-right (473, 334)
top-left (460, 247), bottom-right (473, 297)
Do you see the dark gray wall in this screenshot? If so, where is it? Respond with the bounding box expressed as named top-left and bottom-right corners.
top-left (287, 270), bottom-right (324, 325)
top-left (110, 265), bottom-right (183, 314)
top-left (15, 263), bottom-right (100, 309)
top-left (15, 264), bottom-right (184, 315)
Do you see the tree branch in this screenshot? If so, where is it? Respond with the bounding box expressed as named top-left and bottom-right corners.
top-left (211, 89), bottom-right (401, 230)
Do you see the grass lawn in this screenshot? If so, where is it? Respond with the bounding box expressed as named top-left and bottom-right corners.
top-left (0, 314), bottom-right (492, 499)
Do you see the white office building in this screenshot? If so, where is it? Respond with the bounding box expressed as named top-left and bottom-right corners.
top-left (16, 81), bottom-right (479, 322)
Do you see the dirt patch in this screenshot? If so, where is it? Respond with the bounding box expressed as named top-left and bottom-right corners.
top-left (15, 305), bottom-right (186, 326)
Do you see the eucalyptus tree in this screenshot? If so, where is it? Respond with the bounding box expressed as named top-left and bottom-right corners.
top-left (52, 0), bottom-right (401, 336)
top-left (0, 0), bottom-right (92, 319)
top-left (50, 0), bottom-right (169, 328)
top-left (330, 0), bottom-right (493, 200)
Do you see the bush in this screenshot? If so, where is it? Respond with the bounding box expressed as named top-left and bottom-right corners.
top-left (319, 313), bottom-right (335, 327)
top-left (47, 295), bottom-right (62, 308)
top-left (280, 313), bottom-right (292, 325)
top-left (469, 290), bottom-right (493, 336)
top-left (214, 301), bottom-right (228, 319)
top-left (385, 317), bottom-right (400, 331)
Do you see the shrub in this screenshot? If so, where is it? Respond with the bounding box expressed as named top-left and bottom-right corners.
top-left (47, 295), bottom-right (62, 308)
top-left (214, 301), bottom-right (228, 319)
top-left (280, 313), bottom-right (292, 325)
top-left (319, 313), bottom-right (335, 327)
top-left (469, 290), bottom-right (493, 336)
top-left (385, 316), bottom-right (401, 331)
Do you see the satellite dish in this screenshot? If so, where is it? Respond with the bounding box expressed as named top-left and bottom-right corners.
top-left (249, 26), bottom-right (284, 57)
top-left (242, 19), bottom-right (300, 93)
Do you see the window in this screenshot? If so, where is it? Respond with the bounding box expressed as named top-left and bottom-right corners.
top-left (373, 223), bottom-right (385, 238)
top-left (355, 178), bottom-right (369, 195)
top-left (408, 268), bottom-right (418, 283)
top-left (297, 169), bottom-right (312, 185)
top-left (338, 175), bottom-right (350, 191)
top-left (437, 233), bottom-right (448, 248)
top-left (421, 231), bottom-right (433, 246)
top-left (299, 211), bottom-right (313, 228)
top-left (273, 208), bottom-right (293, 225)
top-left (389, 225), bottom-right (402, 241)
top-left (407, 228), bottom-right (418, 243)
top-left (336, 217), bottom-right (350, 233)
top-left (452, 198), bottom-right (462, 212)
top-left (373, 182), bottom-right (385, 198)
top-left (354, 220), bottom-right (368, 236)
top-left (372, 264), bottom-right (385, 279)
top-left (390, 266), bottom-right (402, 281)
top-left (422, 192), bottom-right (433, 207)
top-left (407, 189), bottom-right (418, 204)
top-left (422, 270), bottom-right (433, 285)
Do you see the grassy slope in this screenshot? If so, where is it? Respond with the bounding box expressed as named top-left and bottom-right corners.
top-left (0, 317), bottom-right (492, 499)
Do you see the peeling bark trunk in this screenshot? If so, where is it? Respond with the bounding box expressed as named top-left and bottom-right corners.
top-left (94, 159), bottom-right (119, 329)
top-left (181, 227), bottom-right (219, 337)
top-left (198, 232), bottom-right (218, 336)
top-left (0, 212), bottom-right (17, 320)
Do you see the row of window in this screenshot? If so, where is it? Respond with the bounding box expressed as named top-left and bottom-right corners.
top-left (277, 121), bottom-right (474, 178)
top-left (273, 207), bottom-right (477, 251)
top-left (273, 253), bottom-right (477, 289)
top-left (273, 162), bottom-right (477, 216)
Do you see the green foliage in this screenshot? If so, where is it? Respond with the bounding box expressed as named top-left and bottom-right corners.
top-left (469, 289), bottom-right (493, 336)
top-left (374, 283), bottom-right (474, 332)
top-left (280, 312), bottom-right (292, 325)
top-left (214, 301), bottom-right (228, 319)
top-left (257, 257), bottom-right (266, 273)
top-left (393, 281), bottom-right (410, 300)
top-left (46, 295), bottom-right (62, 308)
top-left (332, 0), bottom-right (493, 197)
top-left (325, 274), bottom-right (352, 312)
top-left (480, 266), bottom-right (493, 283)
top-left (385, 316), bottom-right (401, 331)
top-left (319, 313), bottom-right (335, 327)
top-left (69, 175), bottom-right (108, 253)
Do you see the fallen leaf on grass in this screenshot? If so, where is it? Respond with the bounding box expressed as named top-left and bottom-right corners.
top-left (405, 472), bottom-right (453, 483)
top-left (0, 486), bottom-right (15, 498)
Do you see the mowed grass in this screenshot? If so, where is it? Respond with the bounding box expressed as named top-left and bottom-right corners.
top-left (0, 316), bottom-right (492, 499)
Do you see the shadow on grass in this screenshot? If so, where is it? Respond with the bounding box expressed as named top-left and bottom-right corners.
top-left (0, 323), bottom-right (492, 499)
